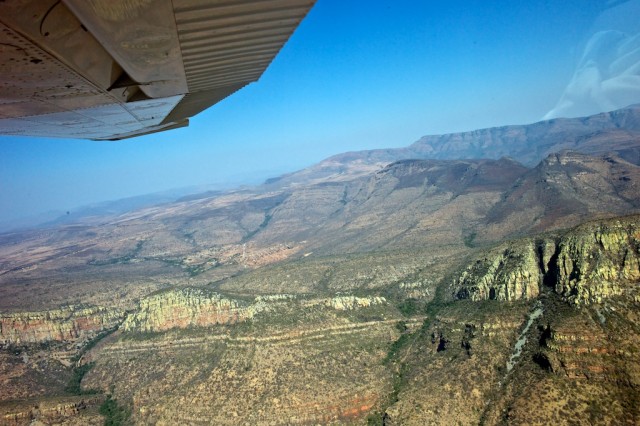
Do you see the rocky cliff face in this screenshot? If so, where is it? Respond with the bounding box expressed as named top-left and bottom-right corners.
top-left (120, 289), bottom-right (390, 334)
top-left (1, 395), bottom-right (104, 426)
top-left (454, 241), bottom-right (542, 301)
top-left (390, 214), bottom-right (640, 424)
top-left (120, 288), bottom-right (268, 333)
top-left (3, 147), bottom-right (639, 317)
top-left (554, 218), bottom-right (640, 304)
top-left (454, 215), bottom-right (640, 305)
top-left (541, 320), bottom-right (613, 380)
top-left (0, 306), bottom-right (124, 345)
top-left (322, 295), bottom-right (386, 310)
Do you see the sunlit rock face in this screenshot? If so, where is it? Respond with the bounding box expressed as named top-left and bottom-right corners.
top-left (1, 103), bottom-right (639, 424)
top-left (541, 319), bottom-right (614, 380)
top-left (323, 295), bottom-right (386, 310)
top-left (453, 241), bottom-right (542, 301)
top-left (120, 289), bottom-right (390, 334)
top-left (454, 215), bottom-right (640, 305)
top-left (120, 288), bottom-right (266, 333)
top-left (0, 306), bottom-right (124, 345)
top-left (1, 396), bottom-right (105, 426)
top-left (554, 217), bottom-right (640, 305)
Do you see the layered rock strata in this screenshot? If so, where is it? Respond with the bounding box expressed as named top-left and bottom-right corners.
top-left (554, 218), bottom-right (640, 304)
top-left (120, 288), bottom-right (267, 333)
top-left (454, 241), bottom-right (541, 301)
top-left (0, 395), bottom-right (104, 426)
top-left (454, 215), bottom-right (640, 305)
top-left (323, 295), bottom-right (386, 310)
top-left (542, 322), bottom-right (613, 380)
top-left (0, 306), bottom-right (124, 345)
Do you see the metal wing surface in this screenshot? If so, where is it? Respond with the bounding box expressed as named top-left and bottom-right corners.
top-left (0, 0), bottom-right (315, 140)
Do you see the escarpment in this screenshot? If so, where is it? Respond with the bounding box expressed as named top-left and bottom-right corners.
top-left (2, 107), bottom-right (640, 425)
top-left (322, 295), bottom-right (386, 310)
top-left (120, 288), bottom-right (268, 333)
top-left (454, 215), bottom-right (640, 305)
top-left (121, 289), bottom-right (391, 333)
top-left (388, 217), bottom-right (640, 425)
top-left (540, 320), bottom-right (614, 380)
top-left (1, 396), bottom-right (104, 426)
top-left (440, 216), bottom-right (640, 424)
top-left (0, 306), bottom-right (124, 345)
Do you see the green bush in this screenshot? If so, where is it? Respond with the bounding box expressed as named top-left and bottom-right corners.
top-left (397, 299), bottom-right (419, 316)
top-left (100, 395), bottom-right (131, 426)
top-left (65, 362), bottom-right (98, 395)
top-left (463, 232), bottom-right (477, 248)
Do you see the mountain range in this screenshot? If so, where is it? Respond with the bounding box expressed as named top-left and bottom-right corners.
top-left (0, 105), bottom-right (639, 425)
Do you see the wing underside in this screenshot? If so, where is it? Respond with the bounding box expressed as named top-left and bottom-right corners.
top-left (0, 0), bottom-right (315, 140)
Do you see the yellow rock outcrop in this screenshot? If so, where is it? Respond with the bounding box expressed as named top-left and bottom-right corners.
top-left (454, 241), bottom-right (541, 301)
top-left (454, 215), bottom-right (640, 305)
top-left (555, 217), bottom-right (640, 304)
top-left (120, 288), bottom-right (267, 333)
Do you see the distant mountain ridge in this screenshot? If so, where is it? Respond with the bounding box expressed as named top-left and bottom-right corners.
top-left (267, 104), bottom-right (640, 190)
top-left (408, 105), bottom-right (640, 165)
top-left (10, 105), bottom-right (638, 235)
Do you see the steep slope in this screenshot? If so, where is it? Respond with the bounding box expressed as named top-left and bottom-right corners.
top-left (483, 151), bottom-right (640, 240)
top-left (1, 306), bottom-right (123, 345)
top-left (453, 215), bottom-right (640, 305)
top-left (383, 215), bottom-right (640, 425)
top-left (252, 158), bottom-right (528, 253)
top-left (255, 152), bottom-right (640, 254)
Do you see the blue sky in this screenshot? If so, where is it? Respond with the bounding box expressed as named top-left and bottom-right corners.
top-left (1, 0), bottom-right (637, 226)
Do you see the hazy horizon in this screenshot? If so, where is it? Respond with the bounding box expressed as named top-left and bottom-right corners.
top-left (2, 0), bottom-right (640, 226)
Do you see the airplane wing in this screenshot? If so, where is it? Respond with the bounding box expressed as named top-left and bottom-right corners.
top-left (0, 0), bottom-right (315, 140)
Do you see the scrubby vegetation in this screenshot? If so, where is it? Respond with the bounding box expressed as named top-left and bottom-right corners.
top-left (65, 362), bottom-right (98, 395)
top-left (100, 395), bottom-right (131, 426)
